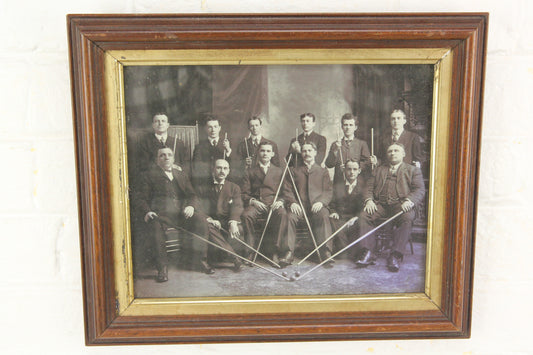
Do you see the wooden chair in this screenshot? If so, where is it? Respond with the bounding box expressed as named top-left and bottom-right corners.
top-left (167, 122), bottom-right (199, 162)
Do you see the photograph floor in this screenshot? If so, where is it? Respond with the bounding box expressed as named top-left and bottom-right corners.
top-left (134, 242), bottom-right (426, 298)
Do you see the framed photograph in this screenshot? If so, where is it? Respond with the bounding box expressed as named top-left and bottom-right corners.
top-left (68, 13), bottom-right (487, 344)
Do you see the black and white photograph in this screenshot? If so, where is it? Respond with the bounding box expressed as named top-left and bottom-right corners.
top-left (124, 64), bottom-right (433, 298)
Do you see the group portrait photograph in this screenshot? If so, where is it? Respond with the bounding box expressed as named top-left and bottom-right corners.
top-left (123, 63), bottom-right (434, 298)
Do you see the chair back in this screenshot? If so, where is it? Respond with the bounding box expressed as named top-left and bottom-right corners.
top-left (168, 122), bottom-right (199, 161)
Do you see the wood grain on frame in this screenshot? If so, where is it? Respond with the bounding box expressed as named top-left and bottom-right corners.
top-left (68, 13), bottom-right (487, 344)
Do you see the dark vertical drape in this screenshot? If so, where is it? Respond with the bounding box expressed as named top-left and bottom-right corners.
top-left (211, 66), bottom-right (268, 142)
top-left (352, 65), bottom-right (433, 159)
top-left (124, 66), bottom-right (213, 127)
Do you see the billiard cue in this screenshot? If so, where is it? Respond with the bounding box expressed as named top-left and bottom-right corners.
top-left (252, 154), bottom-right (293, 263)
top-left (244, 137), bottom-right (250, 158)
top-left (297, 216), bottom-right (358, 265)
top-left (223, 132), bottom-right (228, 160)
top-left (285, 159), bottom-right (322, 262)
top-left (219, 226), bottom-right (281, 268)
top-left (294, 211), bottom-right (403, 280)
top-left (155, 215), bottom-right (290, 281)
top-left (337, 128), bottom-right (345, 179)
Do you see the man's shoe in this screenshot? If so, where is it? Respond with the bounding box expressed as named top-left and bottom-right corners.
top-left (272, 253), bottom-right (279, 266)
top-left (232, 258), bottom-right (242, 272)
top-left (323, 250), bottom-right (334, 268)
top-left (279, 251), bottom-right (293, 268)
top-left (355, 248), bottom-right (374, 268)
top-left (156, 265), bottom-right (168, 282)
top-left (199, 260), bottom-right (215, 275)
top-left (387, 251), bottom-right (403, 272)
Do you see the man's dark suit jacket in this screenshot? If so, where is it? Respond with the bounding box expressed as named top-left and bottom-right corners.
top-left (198, 178), bottom-right (244, 225)
top-left (329, 176), bottom-right (366, 217)
top-left (136, 131), bottom-right (190, 175)
top-left (364, 163), bottom-right (425, 206)
top-left (241, 164), bottom-right (283, 206)
top-left (283, 164), bottom-right (332, 208)
top-left (380, 130), bottom-right (422, 166)
top-left (325, 137), bottom-right (371, 183)
top-left (286, 131), bottom-right (327, 167)
top-left (236, 136), bottom-right (281, 169)
top-left (192, 138), bottom-right (232, 182)
top-left (135, 166), bottom-right (199, 219)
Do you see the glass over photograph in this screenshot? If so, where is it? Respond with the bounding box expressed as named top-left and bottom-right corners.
top-left (124, 64), bottom-right (433, 298)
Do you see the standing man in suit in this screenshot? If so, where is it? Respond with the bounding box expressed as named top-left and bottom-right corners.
top-left (134, 147), bottom-right (218, 281)
top-left (136, 113), bottom-right (190, 177)
top-left (283, 142), bottom-right (333, 268)
top-left (236, 116), bottom-right (280, 181)
top-left (325, 113), bottom-right (373, 184)
top-left (380, 109), bottom-right (423, 168)
top-left (192, 116), bottom-right (233, 182)
top-left (286, 113), bottom-right (327, 167)
top-left (197, 159), bottom-right (244, 272)
top-left (240, 141), bottom-right (288, 262)
top-left (328, 159), bottom-right (366, 255)
top-left (356, 143), bottom-right (425, 272)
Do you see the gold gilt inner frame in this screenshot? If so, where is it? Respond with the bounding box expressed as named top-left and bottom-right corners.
top-left (68, 13), bottom-right (487, 344)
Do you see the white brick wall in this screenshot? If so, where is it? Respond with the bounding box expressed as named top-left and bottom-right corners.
top-left (0, 1), bottom-right (531, 354)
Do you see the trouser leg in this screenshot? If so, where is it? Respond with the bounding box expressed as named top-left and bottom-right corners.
top-left (283, 211), bottom-right (299, 254)
top-left (149, 219), bottom-right (169, 271)
top-left (270, 207), bottom-right (289, 254)
top-left (391, 205), bottom-right (415, 254)
top-left (182, 212), bottom-right (209, 260)
top-left (358, 205), bottom-right (388, 252)
top-left (310, 207), bottom-right (332, 253)
top-left (242, 205), bottom-right (262, 248)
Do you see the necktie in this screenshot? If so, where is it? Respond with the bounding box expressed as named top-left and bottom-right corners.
top-left (254, 138), bottom-right (259, 147)
top-left (392, 132), bottom-right (399, 142)
top-left (160, 137), bottom-right (165, 145)
top-left (212, 140), bottom-right (217, 147)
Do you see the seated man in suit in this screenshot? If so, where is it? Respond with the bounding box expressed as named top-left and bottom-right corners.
top-left (356, 143), bottom-right (425, 272)
top-left (197, 159), bottom-right (244, 272)
top-left (134, 147), bottom-right (219, 281)
top-left (380, 109), bottom-right (423, 168)
top-left (283, 142), bottom-right (333, 268)
top-left (325, 113), bottom-right (373, 185)
top-left (240, 141), bottom-right (288, 262)
top-left (236, 115), bottom-right (280, 171)
top-left (192, 116), bottom-right (233, 183)
top-left (136, 112), bottom-right (190, 177)
top-left (286, 113), bottom-right (327, 168)
top-left (328, 159), bottom-right (366, 255)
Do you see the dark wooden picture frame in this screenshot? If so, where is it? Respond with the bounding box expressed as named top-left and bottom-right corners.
top-left (68, 13), bottom-right (487, 344)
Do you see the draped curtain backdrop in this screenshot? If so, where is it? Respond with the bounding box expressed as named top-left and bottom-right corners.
top-left (211, 66), bottom-right (268, 142)
top-left (352, 65), bottom-right (433, 159)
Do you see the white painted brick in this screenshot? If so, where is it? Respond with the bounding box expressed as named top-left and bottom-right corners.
top-left (0, 141), bottom-right (36, 212)
top-left (478, 137), bottom-right (528, 205)
top-left (0, 1), bottom-right (531, 354)
top-left (483, 55), bottom-right (533, 137)
top-left (392, 0), bottom-right (532, 55)
top-left (133, 0), bottom-right (202, 12)
top-left (0, 60), bottom-right (31, 138)
top-left (0, 1), bottom-right (134, 53)
top-left (0, 288), bottom-right (84, 354)
top-left (0, 216), bottom-right (71, 284)
top-left (32, 140), bottom-right (77, 213)
top-left (475, 208), bottom-right (532, 280)
top-left (26, 55), bottom-right (73, 136)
